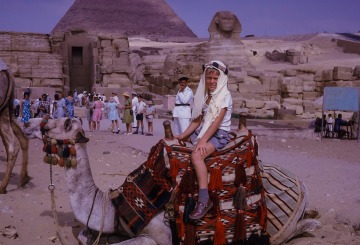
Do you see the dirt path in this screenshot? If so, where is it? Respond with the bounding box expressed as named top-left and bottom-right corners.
top-left (0, 118), bottom-right (359, 244)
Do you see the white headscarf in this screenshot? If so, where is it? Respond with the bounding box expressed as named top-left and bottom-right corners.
top-left (191, 60), bottom-right (230, 139)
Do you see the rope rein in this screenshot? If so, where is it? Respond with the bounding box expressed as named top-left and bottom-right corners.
top-left (87, 189), bottom-right (99, 228)
top-left (92, 191), bottom-right (108, 245)
top-left (50, 185), bottom-right (69, 245)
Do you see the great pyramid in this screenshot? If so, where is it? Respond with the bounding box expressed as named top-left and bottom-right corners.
top-left (51, 0), bottom-right (197, 40)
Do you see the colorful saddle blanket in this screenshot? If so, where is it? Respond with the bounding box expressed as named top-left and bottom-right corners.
top-left (109, 132), bottom-right (310, 244)
top-left (110, 140), bottom-right (173, 236)
top-left (165, 132), bottom-right (269, 244)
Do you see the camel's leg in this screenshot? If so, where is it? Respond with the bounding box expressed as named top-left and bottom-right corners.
top-left (11, 118), bottom-right (30, 186)
top-left (0, 108), bottom-right (20, 194)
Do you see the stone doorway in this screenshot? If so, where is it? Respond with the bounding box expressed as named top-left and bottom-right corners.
top-left (69, 45), bottom-right (92, 93)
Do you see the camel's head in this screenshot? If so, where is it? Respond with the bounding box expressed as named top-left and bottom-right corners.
top-left (24, 117), bottom-right (89, 143)
top-left (23, 118), bottom-right (43, 139)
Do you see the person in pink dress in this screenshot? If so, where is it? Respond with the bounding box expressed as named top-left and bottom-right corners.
top-left (92, 96), bottom-right (104, 130)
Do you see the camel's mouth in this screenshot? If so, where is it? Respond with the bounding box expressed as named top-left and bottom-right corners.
top-left (75, 130), bottom-right (89, 143)
top-left (23, 126), bottom-right (35, 138)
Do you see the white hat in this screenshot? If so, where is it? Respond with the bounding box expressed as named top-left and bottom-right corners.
top-left (123, 92), bottom-right (131, 97)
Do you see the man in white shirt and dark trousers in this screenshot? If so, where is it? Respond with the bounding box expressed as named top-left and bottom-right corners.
top-left (131, 92), bottom-right (138, 129)
top-left (134, 95), bottom-right (146, 134)
top-left (172, 77), bottom-right (194, 135)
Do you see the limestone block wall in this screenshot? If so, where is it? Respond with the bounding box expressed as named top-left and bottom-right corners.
top-left (223, 66), bottom-right (358, 119)
top-left (250, 66), bottom-right (360, 119)
top-left (139, 52), bottom-right (359, 119)
top-left (130, 39), bottom-right (360, 119)
top-left (97, 34), bottom-right (132, 88)
top-left (0, 32), bottom-right (63, 97)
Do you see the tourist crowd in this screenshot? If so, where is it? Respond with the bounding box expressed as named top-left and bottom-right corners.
top-left (15, 89), bottom-right (156, 136)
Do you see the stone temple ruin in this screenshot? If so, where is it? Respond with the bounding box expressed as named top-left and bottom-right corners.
top-left (1, 0), bottom-right (360, 119)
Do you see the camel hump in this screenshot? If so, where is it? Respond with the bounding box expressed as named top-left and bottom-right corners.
top-left (0, 70), bottom-right (13, 112)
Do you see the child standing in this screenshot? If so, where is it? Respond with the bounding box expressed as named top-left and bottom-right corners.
top-left (92, 96), bottom-right (104, 131)
top-left (175, 60), bottom-right (232, 220)
top-left (145, 101), bottom-right (156, 136)
top-left (327, 113), bottom-right (333, 132)
top-left (107, 97), bottom-right (120, 134)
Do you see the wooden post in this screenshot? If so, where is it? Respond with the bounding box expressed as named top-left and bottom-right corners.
top-left (238, 114), bottom-right (247, 131)
top-left (163, 120), bottom-right (174, 140)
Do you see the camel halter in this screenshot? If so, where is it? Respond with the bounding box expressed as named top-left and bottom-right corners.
top-left (40, 116), bottom-right (79, 169)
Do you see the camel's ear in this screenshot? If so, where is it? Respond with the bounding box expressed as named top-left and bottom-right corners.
top-left (75, 130), bottom-right (89, 143)
top-left (64, 118), bottom-right (72, 131)
top-left (74, 116), bottom-right (83, 125)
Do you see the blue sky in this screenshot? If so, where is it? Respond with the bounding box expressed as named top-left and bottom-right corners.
top-left (0, 0), bottom-right (359, 37)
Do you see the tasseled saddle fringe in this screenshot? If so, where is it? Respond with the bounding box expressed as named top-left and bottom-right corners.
top-left (234, 163), bottom-right (247, 187)
top-left (176, 217), bottom-right (185, 239)
top-left (209, 166), bottom-right (223, 191)
top-left (178, 167), bottom-right (195, 195)
top-left (250, 176), bottom-right (262, 194)
top-left (209, 191), bottom-right (220, 216)
top-left (257, 201), bottom-right (267, 228)
top-left (246, 150), bottom-right (253, 168)
top-left (183, 222), bottom-right (197, 245)
top-left (214, 218), bottom-right (226, 245)
top-left (233, 186), bottom-right (247, 210)
top-left (233, 186), bottom-right (247, 243)
top-left (170, 158), bottom-right (180, 181)
top-left (233, 210), bottom-right (246, 242)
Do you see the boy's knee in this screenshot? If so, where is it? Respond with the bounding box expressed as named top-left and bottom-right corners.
top-left (191, 152), bottom-right (201, 163)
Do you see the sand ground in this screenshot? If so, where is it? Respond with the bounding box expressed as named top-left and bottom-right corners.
top-left (1, 118), bottom-right (360, 245)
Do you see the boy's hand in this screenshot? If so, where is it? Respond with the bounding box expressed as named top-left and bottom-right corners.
top-left (194, 140), bottom-right (207, 156)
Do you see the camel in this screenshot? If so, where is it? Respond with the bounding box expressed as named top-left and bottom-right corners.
top-left (0, 62), bottom-right (30, 194)
top-left (25, 117), bottom-right (172, 244)
top-left (24, 116), bottom-right (320, 245)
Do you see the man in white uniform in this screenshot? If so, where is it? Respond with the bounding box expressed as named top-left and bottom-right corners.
top-left (172, 77), bottom-right (194, 135)
top-left (78, 91), bottom-right (85, 106)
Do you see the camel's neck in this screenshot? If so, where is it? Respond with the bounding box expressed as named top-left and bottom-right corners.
top-left (64, 143), bottom-right (116, 233)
